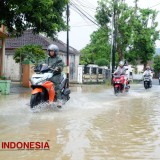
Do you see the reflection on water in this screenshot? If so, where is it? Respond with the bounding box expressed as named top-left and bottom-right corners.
top-left (0, 84), bottom-right (160, 159)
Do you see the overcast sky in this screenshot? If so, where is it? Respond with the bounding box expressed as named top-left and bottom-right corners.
top-left (58, 0), bottom-right (160, 50)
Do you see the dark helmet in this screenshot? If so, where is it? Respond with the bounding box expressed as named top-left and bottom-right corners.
top-left (47, 44), bottom-right (59, 56)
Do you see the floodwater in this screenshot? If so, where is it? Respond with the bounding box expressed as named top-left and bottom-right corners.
top-left (0, 84), bottom-right (160, 160)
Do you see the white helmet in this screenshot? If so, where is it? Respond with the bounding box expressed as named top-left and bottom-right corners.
top-left (47, 44), bottom-right (59, 56)
top-left (119, 61), bottom-right (124, 67)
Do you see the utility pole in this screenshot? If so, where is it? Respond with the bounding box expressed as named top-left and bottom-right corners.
top-left (110, 13), bottom-right (113, 76)
top-left (111, 0), bottom-right (118, 81)
top-left (66, 3), bottom-right (70, 87)
top-left (135, 0), bottom-right (138, 10)
top-left (134, 0), bottom-right (138, 15)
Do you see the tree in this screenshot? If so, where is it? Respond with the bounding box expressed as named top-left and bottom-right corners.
top-left (127, 8), bottom-right (159, 69)
top-left (82, 0), bottom-right (159, 69)
top-left (95, 58), bottom-right (109, 66)
top-left (96, 0), bottom-right (134, 61)
top-left (14, 44), bottom-right (46, 82)
top-left (80, 27), bottom-right (111, 66)
top-left (0, 0), bottom-right (68, 37)
top-left (14, 44), bottom-right (46, 65)
top-left (153, 55), bottom-right (160, 77)
top-left (81, 0), bottom-right (135, 67)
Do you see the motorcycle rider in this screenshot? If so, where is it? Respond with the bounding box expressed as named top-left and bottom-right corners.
top-left (114, 61), bottom-right (126, 75)
top-left (42, 44), bottom-right (64, 108)
top-left (143, 66), bottom-right (153, 86)
top-left (113, 61), bottom-right (129, 89)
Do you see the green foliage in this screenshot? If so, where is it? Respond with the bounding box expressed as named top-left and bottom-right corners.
top-left (153, 55), bottom-right (160, 77)
top-left (128, 8), bottom-right (159, 67)
top-left (0, 0), bottom-right (68, 37)
top-left (95, 0), bottom-right (112, 27)
top-left (0, 76), bottom-right (7, 80)
top-left (82, 0), bottom-right (159, 68)
top-left (13, 45), bottom-right (47, 65)
top-left (80, 27), bottom-right (111, 66)
top-left (95, 0), bottom-right (135, 62)
top-left (95, 58), bottom-right (109, 66)
top-left (116, 3), bottom-right (135, 61)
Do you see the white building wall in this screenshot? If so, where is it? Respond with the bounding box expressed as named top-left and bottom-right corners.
top-left (5, 54), bottom-right (20, 81)
top-left (60, 53), bottom-right (80, 82)
top-left (5, 53), bottom-right (80, 82)
top-left (75, 55), bottom-right (80, 82)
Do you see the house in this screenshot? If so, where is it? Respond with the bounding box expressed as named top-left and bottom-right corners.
top-left (5, 30), bottom-right (81, 82)
top-left (0, 25), bottom-right (8, 77)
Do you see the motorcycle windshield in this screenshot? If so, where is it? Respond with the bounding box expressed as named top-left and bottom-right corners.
top-left (41, 64), bottom-right (50, 72)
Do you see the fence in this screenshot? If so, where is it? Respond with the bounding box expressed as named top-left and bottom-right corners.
top-left (78, 65), bottom-right (110, 84)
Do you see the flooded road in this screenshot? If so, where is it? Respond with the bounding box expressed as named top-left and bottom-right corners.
top-left (0, 84), bottom-right (160, 160)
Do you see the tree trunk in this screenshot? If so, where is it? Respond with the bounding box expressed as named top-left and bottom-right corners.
top-left (143, 63), bottom-right (147, 71)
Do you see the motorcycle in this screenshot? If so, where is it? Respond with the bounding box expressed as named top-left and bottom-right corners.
top-left (143, 74), bottom-right (152, 89)
top-left (112, 74), bottom-right (130, 95)
top-left (29, 63), bottom-right (70, 109)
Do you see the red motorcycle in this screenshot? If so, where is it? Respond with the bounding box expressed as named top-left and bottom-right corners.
top-left (112, 74), bottom-right (130, 95)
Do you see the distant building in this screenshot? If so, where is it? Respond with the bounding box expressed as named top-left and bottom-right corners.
top-left (5, 30), bottom-right (81, 82)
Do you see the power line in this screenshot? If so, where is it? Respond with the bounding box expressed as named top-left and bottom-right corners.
top-left (70, 1), bottom-right (110, 34)
top-left (70, 1), bottom-right (99, 27)
top-left (80, 0), bottom-right (97, 8)
top-left (150, 2), bottom-right (160, 9)
top-left (71, 24), bottom-right (96, 27)
top-left (71, 2), bottom-right (96, 10)
top-left (70, 5), bottom-right (93, 26)
top-left (70, 1), bottom-right (98, 24)
top-left (71, 0), bottom-right (96, 15)
top-left (70, 0), bottom-right (96, 19)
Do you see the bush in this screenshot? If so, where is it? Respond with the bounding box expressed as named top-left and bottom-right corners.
top-left (0, 76), bottom-right (7, 80)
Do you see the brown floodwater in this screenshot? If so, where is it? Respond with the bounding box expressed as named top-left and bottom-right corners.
top-left (0, 84), bottom-right (160, 160)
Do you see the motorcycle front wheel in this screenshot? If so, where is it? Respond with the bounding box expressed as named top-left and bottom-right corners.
top-left (144, 82), bottom-right (148, 89)
top-left (114, 87), bottom-right (120, 95)
top-left (30, 93), bottom-right (42, 109)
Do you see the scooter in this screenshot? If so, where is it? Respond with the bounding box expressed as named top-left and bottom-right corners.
top-left (112, 74), bottom-right (130, 95)
top-left (143, 74), bottom-right (152, 89)
top-left (29, 64), bottom-right (70, 109)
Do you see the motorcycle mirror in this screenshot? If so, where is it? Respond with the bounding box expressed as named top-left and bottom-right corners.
top-left (31, 60), bottom-right (35, 63)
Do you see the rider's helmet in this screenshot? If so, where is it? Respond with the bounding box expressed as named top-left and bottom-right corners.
top-left (47, 44), bottom-right (59, 57)
top-left (146, 66), bottom-right (150, 70)
top-left (119, 61), bottom-right (124, 68)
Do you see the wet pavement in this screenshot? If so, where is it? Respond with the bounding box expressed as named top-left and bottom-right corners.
top-left (0, 82), bottom-right (160, 160)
